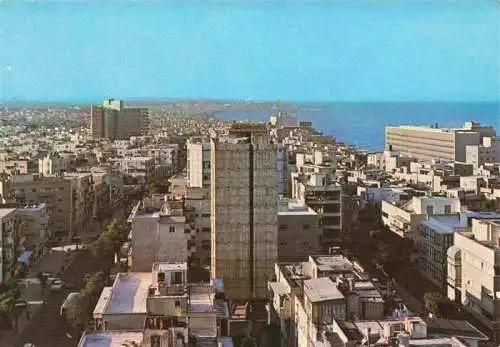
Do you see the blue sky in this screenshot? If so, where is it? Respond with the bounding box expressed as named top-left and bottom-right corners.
top-left (1, 1), bottom-right (498, 102)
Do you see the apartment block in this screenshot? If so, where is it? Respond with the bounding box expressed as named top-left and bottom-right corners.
top-left (293, 172), bottom-right (343, 249)
top-left (64, 172), bottom-right (94, 236)
top-left (450, 218), bottom-right (500, 342)
top-left (187, 139), bottom-right (211, 188)
top-left (211, 123), bottom-right (278, 301)
top-left (381, 196), bottom-right (461, 239)
top-left (3, 174), bottom-right (74, 239)
top-left (91, 99), bottom-right (149, 140)
top-left (0, 208), bottom-right (20, 283)
top-left (385, 121), bottom-right (495, 162)
top-left (129, 197), bottom-right (189, 272)
top-left (16, 204), bottom-right (49, 262)
top-left (38, 153), bottom-right (71, 176)
top-left (466, 136), bottom-right (500, 168)
top-left (184, 187), bottom-right (211, 267)
top-left (91, 262), bottom-right (231, 347)
top-left (0, 160), bottom-right (28, 175)
top-left (277, 197), bottom-right (320, 262)
top-left (108, 156), bottom-right (155, 183)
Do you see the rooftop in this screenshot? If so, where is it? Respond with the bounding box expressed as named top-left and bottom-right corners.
top-left (278, 198), bottom-right (317, 215)
top-left (93, 287), bottom-right (112, 317)
top-left (105, 272), bottom-right (150, 315)
top-left (153, 262), bottom-right (188, 273)
top-left (421, 216), bottom-right (465, 235)
top-left (311, 255), bottom-right (354, 273)
top-left (303, 277), bottom-right (345, 303)
top-left (426, 318), bottom-right (489, 341)
top-left (0, 208), bottom-right (17, 218)
top-left (77, 331), bottom-right (143, 347)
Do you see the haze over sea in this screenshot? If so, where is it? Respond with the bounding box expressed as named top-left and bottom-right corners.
top-left (1, 1), bottom-right (499, 149)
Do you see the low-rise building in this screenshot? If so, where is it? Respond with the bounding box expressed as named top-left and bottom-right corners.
top-left (278, 197), bottom-right (320, 262)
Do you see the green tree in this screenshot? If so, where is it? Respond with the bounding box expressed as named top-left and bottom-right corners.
top-left (424, 292), bottom-right (453, 318)
top-left (65, 292), bottom-right (90, 330)
top-left (90, 219), bottom-right (128, 260)
top-left (0, 285), bottom-right (25, 333)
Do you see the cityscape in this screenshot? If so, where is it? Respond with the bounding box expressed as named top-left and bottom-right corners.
top-left (0, 100), bottom-right (497, 347)
top-left (1, 1), bottom-right (498, 347)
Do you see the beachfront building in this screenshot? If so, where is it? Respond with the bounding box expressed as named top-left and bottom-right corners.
top-left (385, 121), bottom-right (495, 162)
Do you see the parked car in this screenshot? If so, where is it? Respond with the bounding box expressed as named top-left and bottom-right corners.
top-left (50, 279), bottom-right (64, 291)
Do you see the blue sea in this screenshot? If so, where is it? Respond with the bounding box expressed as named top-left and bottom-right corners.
top-left (216, 102), bottom-right (500, 150)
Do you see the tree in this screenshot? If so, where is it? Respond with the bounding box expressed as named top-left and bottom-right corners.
top-left (90, 219), bottom-right (129, 260)
top-left (66, 292), bottom-right (90, 330)
top-left (424, 292), bottom-right (453, 318)
top-left (0, 285), bottom-right (25, 333)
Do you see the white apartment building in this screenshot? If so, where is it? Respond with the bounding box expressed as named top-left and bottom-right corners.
top-left (450, 218), bottom-right (500, 342)
top-left (38, 153), bottom-right (71, 176)
top-left (466, 136), bottom-right (500, 168)
top-left (357, 186), bottom-right (411, 207)
top-left (16, 204), bottom-right (49, 261)
top-left (277, 197), bottom-right (320, 262)
top-left (211, 123), bottom-right (278, 301)
top-left (385, 121), bottom-right (495, 162)
top-left (187, 140), bottom-right (211, 188)
top-left (108, 156), bottom-right (155, 182)
top-left (382, 196), bottom-right (461, 239)
top-left (0, 160), bottom-right (28, 175)
top-left (129, 199), bottom-right (189, 272)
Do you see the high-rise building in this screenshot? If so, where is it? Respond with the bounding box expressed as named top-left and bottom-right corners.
top-left (385, 121), bottom-right (495, 162)
top-left (90, 99), bottom-right (149, 140)
top-left (211, 123), bottom-right (278, 301)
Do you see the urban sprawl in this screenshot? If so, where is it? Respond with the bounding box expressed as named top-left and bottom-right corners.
top-left (0, 100), bottom-right (499, 347)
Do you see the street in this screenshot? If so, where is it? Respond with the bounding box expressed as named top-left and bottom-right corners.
top-left (16, 250), bottom-right (104, 347)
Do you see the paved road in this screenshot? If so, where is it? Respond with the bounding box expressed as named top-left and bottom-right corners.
top-left (16, 250), bottom-right (104, 347)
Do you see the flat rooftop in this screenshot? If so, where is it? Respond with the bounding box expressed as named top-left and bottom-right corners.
top-left (421, 216), bottom-right (465, 235)
top-left (311, 255), bottom-right (354, 272)
top-left (77, 332), bottom-right (143, 347)
top-left (426, 318), bottom-right (489, 341)
top-left (188, 284), bottom-right (214, 313)
top-left (105, 273), bottom-right (150, 315)
top-left (0, 208), bottom-right (16, 218)
top-left (93, 287), bottom-right (112, 317)
top-left (303, 277), bottom-right (344, 303)
top-left (278, 198), bottom-right (317, 215)
top-left (153, 262), bottom-right (188, 273)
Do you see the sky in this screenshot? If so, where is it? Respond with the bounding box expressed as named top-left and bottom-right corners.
top-left (1, 0), bottom-right (499, 103)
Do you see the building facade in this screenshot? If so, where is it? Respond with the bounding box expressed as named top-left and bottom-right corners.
top-left (211, 124), bottom-right (278, 301)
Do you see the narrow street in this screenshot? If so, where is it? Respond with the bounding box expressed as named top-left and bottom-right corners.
top-left (16, 250), bottom-right (105, 347)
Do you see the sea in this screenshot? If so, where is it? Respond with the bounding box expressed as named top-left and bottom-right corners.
top-left (215, 102), bottom-right (500, 151)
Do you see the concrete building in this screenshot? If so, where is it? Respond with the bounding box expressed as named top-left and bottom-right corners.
top-left (417, 216), bottom-right (469, 290)
top-left (2, 174), bottom-right (74, 239)
top-left (108, 157), bottom-right (155, 183)
top-left (211, 123), bottom-right (278, 301)
top-left (277, 197), bottom-right (320, 262)
top-left (0, 208), bottom-right (21, 283)
top-left (293, 172), bottom-right (343, 249)
top-left (381, 196), bottom-right (461, 239)
top-left (16, 204), bottom-right (49, 262)
top-left (184, 187), bottom-right (211, 267)
top-left (91, 262), bottom-right (231, 347)
top-left (64, 172), bottom-right (94, 237)
top-left (187, 139), bottom-right (211, 188)
top-left (357, 186), bottom-right (411, 207)
top-left (129, 198), bottom-right (189, 272)
top-left (466, 136), bottom-right (500, 168)
top-left (38, 153), bottom-right (71, 176)
top-left (0, 160), bottom-right (28, 175)
top-left (450, 218), bottom-right (500, 342)
top-left (385, 121), bottom-right (495, 162)
top-left (91, 99), bottom-right (149, 140)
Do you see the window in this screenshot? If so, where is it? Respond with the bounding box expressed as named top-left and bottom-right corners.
top-left (279, 224), bottom-right (287, 230)
top-left (151, 335), bottom-right (161, 347)
top-left (382, 212), bottom-right (388, 218)
top-left (203, 175), bottom-right (210, 181)
top-left (444, 205), bottom-right (451, 214)
top-left (201, 213), bottom-right (210, 218)
top-left (201, 227), bottom-right (210, 233)
top-left (172, 271), bottom-right (183, 285)
top-left (169, 226), bottom-right (175, 233)
top-left (303, 224), bottom-right (310, 230)
top-left (175, 300), bottom-right (181, 308)
top-left (157, 272), bottom-right (165, 282)
top-left (426, 205), bottom-right (434, 215)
